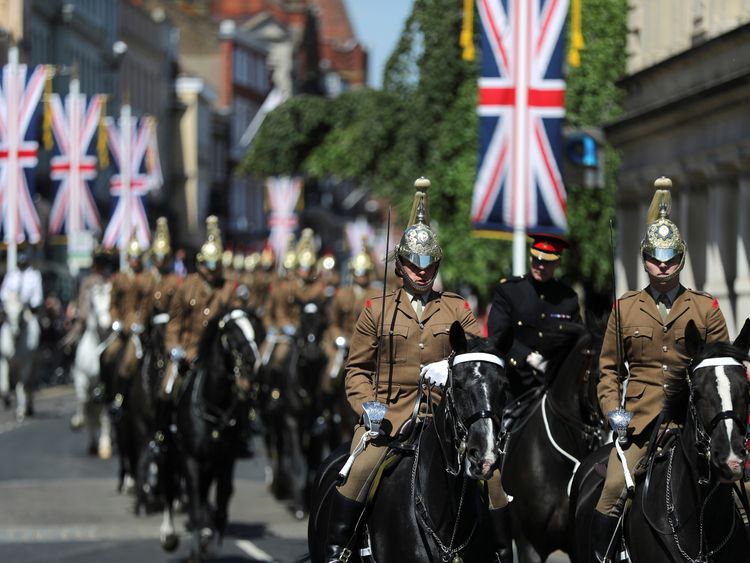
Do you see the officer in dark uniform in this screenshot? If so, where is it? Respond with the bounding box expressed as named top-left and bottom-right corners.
top-left (487, 233), bottom-right (582, 396)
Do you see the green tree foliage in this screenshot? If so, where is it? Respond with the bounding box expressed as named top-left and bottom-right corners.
top-left (565, 0), bottom-right (628, 297)
top-left (240, 0), bottom-right (628, 306)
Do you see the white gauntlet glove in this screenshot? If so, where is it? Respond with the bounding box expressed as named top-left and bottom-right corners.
top-left (526, 351), bottom-right (548, 373)
top-left (420, 359), bottom-right (449, 387)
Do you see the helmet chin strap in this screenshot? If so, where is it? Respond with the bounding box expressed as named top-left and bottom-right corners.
top-left (395, 257), bottom-right (438, 295)
top-left (641, 252), bottom-right (685, 282)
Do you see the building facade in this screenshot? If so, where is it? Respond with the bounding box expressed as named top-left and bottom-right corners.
top-left (608, 1), bottom-right (750, 336)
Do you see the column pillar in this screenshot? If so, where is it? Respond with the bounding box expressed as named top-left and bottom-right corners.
top-left (704, 175), bottom-right (736, 334)
top-left (734, 172), bottom-right (750, 334)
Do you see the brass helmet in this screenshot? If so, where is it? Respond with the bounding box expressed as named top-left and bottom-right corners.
top-left (296, 228), bottom-right (317, 271)
top-left (233, 252), bottom-right (245, 272)
top-left (260, 245), bottom-right (275, 270)
top-left (126, 232), bottom-right (147, 259)
top-left (197, 215), bottom-right (223, 271)
top-left (245, 252), bottom-right (261, 272)
top-left (350, 235), bottom-right (374, 277)
top-left (318, 252), bottom-right (336, 273)
top-left (151, 217), bottom-right (172, 261)
top-left (396, 177), bottom-right (443, 269)
top-left (640, 177), bottom-right (686, 281)
top-left (222, 249), bottom-right (234, 269)
top-left (282, 235), bottom-right (297, 271)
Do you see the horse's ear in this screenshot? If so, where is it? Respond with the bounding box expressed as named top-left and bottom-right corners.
top-left (733, 318), bottom-right (750, 354)
top-left (492, 328), bottom-right (513, 357)
top-left (449, 321), bottom-right (467, 354)
top-left (684, 320), bottom-right (703, 357)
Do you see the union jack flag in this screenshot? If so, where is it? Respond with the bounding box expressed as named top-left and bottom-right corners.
top-left (48, 92), bottom-right (104, 235)
top-left (266, 176), bottom-right (302, 270)
top-left (0, 63), bottom-right (47, 243)
top-left (102, 113), bottom-right (162, 250)
top-left (471, 0), bottom-right (568, 234)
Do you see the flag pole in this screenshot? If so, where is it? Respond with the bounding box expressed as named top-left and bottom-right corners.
top-left (6, 44), bottom-right (19, 272)
top-left (119, 102), bottom-right (131, 272)
top-left (511, 0), bottom-right (530, 276)
top-left (69, 66), bottom-right (81, 235)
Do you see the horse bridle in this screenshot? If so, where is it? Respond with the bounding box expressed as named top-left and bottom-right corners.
top-left (686, 357), bottom-right (750, 483)
top-left (442, 352), bottom-right (506, 476)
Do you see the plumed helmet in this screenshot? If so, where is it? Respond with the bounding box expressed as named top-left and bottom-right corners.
top-left (396, 177), bottom-right (443, 269)
top-left (233, 252), bottom-right (245, 272)
top-left (282, 235), bottom-right (297, 271)
top-left (126, 232), bottom-right (147, 259)
top-left (245, 252), bottom-right (261, 272)
top-left (350, 235), bottom-right (374, 276)
top-left (222, 249), bottom-right (234, 269)
top-left (296, 228), bottom-right (317, 270)
top-left (197, 215), bottom-right (223, 270)
top-left (260, 245), bottom-right (275, 269)
top-left (640, 177), bottom-right (686, 280)
top-left (151, 217), bottom-right (172, 260)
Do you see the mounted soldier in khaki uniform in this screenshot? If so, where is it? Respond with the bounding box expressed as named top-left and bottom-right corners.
top-left (101, 234), bottom-right (156, 415)
top-left (149, 217), bottom-right (181, 321)
top-left (590, 178), bottom-right (730, 562)
top-left (155, 216), bottom-right (250, 456)
top-left (324, 178), bottom-right (511, 563)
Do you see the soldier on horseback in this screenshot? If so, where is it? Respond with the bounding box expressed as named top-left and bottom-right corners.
top-left (487, 232), bottom-right (582, 395)
top-left (158, 215), bottom-right (251, 458)
top-left (324, 178), bottom-right (512, 563)
top-left (590, 177), bottom-right (729, 562)
top-left (150, 217), bottom-right (181, 321)
top-left (100, 234), bottom-right (155, 417)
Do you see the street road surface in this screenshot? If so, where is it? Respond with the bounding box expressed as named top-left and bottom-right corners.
top-left (0, 386), bottom-right (570, 562)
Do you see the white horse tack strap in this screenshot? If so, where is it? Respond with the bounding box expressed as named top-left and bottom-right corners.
top-left (152, 313), bottom-right (170, 325)
top-left (452, 352), bottom-right (505, 368)
top-left (541, 393), bottom-right (581, 496)
top-left (694, 358), bottom-right (743, 370)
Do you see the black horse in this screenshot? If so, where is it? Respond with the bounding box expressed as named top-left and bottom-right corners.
top-left (501, 318), bottom-right (606, 562)
top-left (160, 307), bottom-right (262, 562)
top-left (261, 297), bottom-right (329, 518)
top-left (307, 322), bottom-right (512, 562)
top-left (571, 319), bottom-right (750, 562)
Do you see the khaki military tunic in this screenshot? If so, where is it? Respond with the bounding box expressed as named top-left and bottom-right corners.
top-left (151, 271), bottom-right (181, 317)
top-left (339, 287), bottom-right (507, 506)
top-left (596, 286), bottom-right (729, 514)
top-left (165, 273), bottom-right (240, 362)
top-left (102, 269), bottom-right (156, 379)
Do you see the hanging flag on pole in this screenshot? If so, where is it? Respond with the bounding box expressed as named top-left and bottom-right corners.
top-left (0, 56), bottom-right (47, 245)
top-left (102, 108), bottom-right (162, 251)
top-left (266, 176), bottom-right (302, 270)
top-left (48, 83), bottom-right (104, 235)
top-left (471, 0), bottom-right (568, 272)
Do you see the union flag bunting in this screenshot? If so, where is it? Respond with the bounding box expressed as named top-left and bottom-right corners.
top-left (102, 111), bottom-right (162, 250)
top-left (48, 91), bottom-right (104, 235)
top-left (0, 63), bottom-right (47, 243)
top-left (471, 0), bottom-right (568, 234)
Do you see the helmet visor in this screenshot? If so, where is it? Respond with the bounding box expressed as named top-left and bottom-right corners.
top-left (204, 259), bottom-right (220, 271)
top-left (647, 247), bottom-right (680, 263)
top-left (403, 252), bottom-right (437, 269)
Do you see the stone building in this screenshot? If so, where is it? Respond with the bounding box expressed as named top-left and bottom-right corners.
top-left (608, 1), bottom-right (750, 336)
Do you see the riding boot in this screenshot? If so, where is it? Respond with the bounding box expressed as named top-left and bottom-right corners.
top-left (590, 510), bottom-right (620, 563)
top-left (488, 505), bottom-right (513, 563)
top-left (325, 490), bottom-right (365, 563)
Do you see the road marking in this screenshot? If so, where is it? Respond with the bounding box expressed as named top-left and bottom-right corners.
top-left (236, 539), bottom-right (274, 561)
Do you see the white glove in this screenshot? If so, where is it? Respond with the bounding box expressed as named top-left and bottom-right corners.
top-left (282, 324), bottom-right (296, 337)
top-left (170, 347), bottom-right (186, 361)
top-left (526, 351), bottom-right (548, 373)
top-left (420, 359), bottom-right (449, 387)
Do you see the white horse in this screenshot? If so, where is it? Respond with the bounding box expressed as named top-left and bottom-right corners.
top-left (0, 293), bottom-right (41, 422)
top-left (70, 281), bottom-right (113, 459)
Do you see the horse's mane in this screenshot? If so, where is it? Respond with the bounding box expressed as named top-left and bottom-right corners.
top-left (663, 341), bottom-right (750, 421)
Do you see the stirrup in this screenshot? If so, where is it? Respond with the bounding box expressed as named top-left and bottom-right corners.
top-left (326, 546), bottom-right (352, 563)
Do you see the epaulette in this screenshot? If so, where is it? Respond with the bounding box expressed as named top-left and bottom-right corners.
top-left (687, 288), bottom-right (721, 308)
top-left (619, 290), bottom-right (640, 300)
top-left (441, 291), bottom-right (465, 300)
top-left (498, 275), bottom-right (524, 284)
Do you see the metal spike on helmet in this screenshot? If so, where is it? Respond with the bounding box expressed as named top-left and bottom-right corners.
top-left (396, 177), bottom-right (443, 269)
top-left (151, 217), bottom-right (172, 260)
top-left (198, 215), bottom-right (223, 270)
top-left (126, 231), bottom-right (146, 259)
top-left (282, 234), bottom-right (297, 271)
top-left (350, 234), bottom-right (374, 276)
top-left (640, 177), bottom-right (686, 280)
top-left (296, 228), bottom-right (317, 270)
